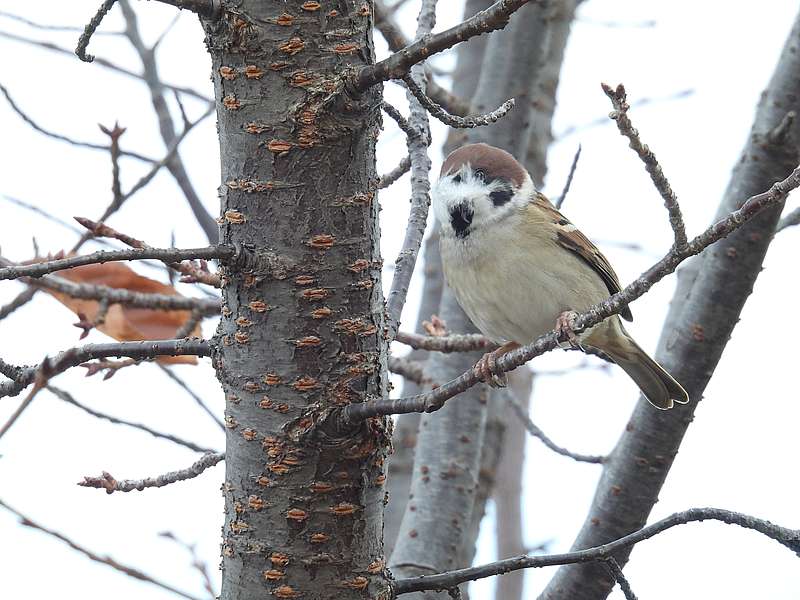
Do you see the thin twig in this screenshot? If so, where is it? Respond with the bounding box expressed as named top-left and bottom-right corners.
top-left (158, 532), bottom-right (217, 599)
top-left (382, 101), bottom-right (420, 139)
top-left (0, 338), bottom-right (212, 398)
top-left (388, 356), bottom-right (437, 387)
top-left (48, 386), bottom-right (218, 454)
top-left (0, 82), bottom-right (156, 163)
top-left (0, 498), bottom-right (203, 600)
top-left (395, 330), bottom-right (495, 352)
top-left (356, 0), bottom-right (538, 90)
top-left (378, 156), bottom-right (412, 189)
top-left (158, 364), bottom-right (225, 430)
top-left (603, 557), bottom-right (638, 600)
top-left (344, 162), bottom-right (800, 421)
top-left (79, 451), bottom-right (224, 493)
top-left (555, 144), bottom-right (582, 210)
top-left (0, 246), bottom-right (233, 280)
top-left (403, 75), bottom-right (515, 128)
top-left (776, 205), bottom-right (800, 232)
top-left (602, 83), bottom-right (687, 248)
top-left (0, 286), bottom-right (36, 321)
top-left (392, 507), bottom-right (800, 594)
top-left (75, 0), bottom-right (119, 62)
top-left (506, 393), bottom-right (605, 464)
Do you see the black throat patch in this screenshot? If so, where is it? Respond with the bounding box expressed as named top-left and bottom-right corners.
top-left (449, 203), bottom-right (473, 238)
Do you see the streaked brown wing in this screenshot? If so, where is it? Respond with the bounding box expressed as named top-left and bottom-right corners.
top-left (533, 193), bottom-right (633, 321)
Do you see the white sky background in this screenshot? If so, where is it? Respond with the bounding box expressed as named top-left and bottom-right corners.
top-left (0, 1), bottom-right (798, 599)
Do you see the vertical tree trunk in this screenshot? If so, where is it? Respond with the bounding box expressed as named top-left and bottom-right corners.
top-left (205, 5), bottom-right (391, 599)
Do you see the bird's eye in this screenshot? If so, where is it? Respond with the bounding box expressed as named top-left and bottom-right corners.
top-left (452, 173), bottom-right (462, 183)
top-left (474, 169), bottom-right (486, 181)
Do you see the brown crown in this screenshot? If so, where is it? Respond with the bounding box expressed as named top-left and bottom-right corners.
top-left (440, 143), bottom-right (527, 188)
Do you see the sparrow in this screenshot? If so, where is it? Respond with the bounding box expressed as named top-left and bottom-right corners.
top-left (431, 143), bottom-right (688, 410)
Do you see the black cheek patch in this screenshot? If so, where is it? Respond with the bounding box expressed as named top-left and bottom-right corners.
top-left (489, 189), bottom-right (512, 206)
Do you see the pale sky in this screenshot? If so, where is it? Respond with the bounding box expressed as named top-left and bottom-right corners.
top-left (1, 2), bottom-right (798, 599)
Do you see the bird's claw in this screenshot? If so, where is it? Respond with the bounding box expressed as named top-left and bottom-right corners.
top-left (474, 350), bottom-right (508, 388)
top-left (555, 310), bottom-right (582, 349)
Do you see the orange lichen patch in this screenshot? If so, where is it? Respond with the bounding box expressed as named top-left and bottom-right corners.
top-left (359, 324), bottom-right (378, 337)
top-left (367, 559), bottom-right (385, 574)
top-left (267, 139), bottom-right (294, 153)
top-left (223, 94), bottom-right (241, 110)
top-left (286, 508), bottom-right (308, 522)
top-left (309, 532), bottom-right (329, 543)
top-left (297, 127), bottom-right (318, 149)
top-left (264, 373), bottom-right (282, 385)
top-left (279, 37), bottom-right (305, 55)
top-left (268, 462), bottom-right (290, 475)
top-left (280, 451), bottom-right (300, 463)
top-left (334, 318), bottom-right (367, 335)
top-left (236, 317), bottom-right (253, 328)
top-left (333, 43), bottom-right (359, 55)
top-left (275, 13), bottom-right (294, 26)
top-left (234, 331), bottom-right (250, 344)
top-left (228, 179), bottom-right (275, 192)
top-left (342, 577), bottom-right (368, 591)
top-left (233, 501), bottom-right (244, 514)
top-left (249, 300), bottom-right (270, 313)
top-left (273, 585), bottom-right (301, 599)
top-left (290, 71), bottom-right (317, 87)
top-left (225, 415), bottom-right (238, 429)
top-left (358, 4), bottom-right (370, 16)
top-left (243, 381), bottom-right (259, 392)
top-left (301, 1), bottom-right (321, 10)
top-left (244, 122), bottom-right (269, 134)
top-left (221, 305), bottom-right (232, 317)
top-left (352, 279), bottom-right (373, 290)
top-left (328, 9), bottom-right (338, 17)
top-left (259, 396), bottom-right (274, 409)
top-left (248, 495), bottom-right (266, 510)
top-left (295, 336), bottom-right (321, 348)
top-left (242, 428), bottom-right (258, 441)
top-left (256, 476), bottom-right (272, 487)
top-left (347, 259), bottom-right (370, 273)
top-left (307, 234), bottom-right (335, 250)
top-left (224, 209), bottom-right (246, 223)
top-left (270, 553), bottom-right (290, 567)
top-left (222, 543), bottom-right (234, 557)
top-left (219, 66), bottom-right (237, 80)
top-left (374, 474), bottom-right (386, 486)
top-left (264, 569), bottom-right (285, 581)
top-left (243, 273), bottom-right (257, 288)
top-left (294, 275), bottom-right (315, 286)
top-left (300, 288), bottom-right (331, 301)
top-left (229, 521), bottom-right (250, 533)
top-left (310, 481), bottom-right (334, 493)
top-left (293, 376), bottom-right (319, 392)
top-left (330, 502), bottom-right (358, 516)
top-left (275, 403), bottom-right (290, 414)
top-left (226, 394), bottom-right (240, 404)
top-left (310, 307), bottom-right (332, 319)
top-left (270, 62), bottom-right (290, 71)
top-left (245, 64), bottom-right (265, 79)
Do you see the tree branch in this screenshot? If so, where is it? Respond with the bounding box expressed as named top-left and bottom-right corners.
top-left (0, 339), bottom-right (212, 398)
top-left (392, 507), bottom-right (800, 594)
top-left (354, 0), bottom-right (537, 90)
top-left (0, 246), bottom-right (233, 280)
top-left (395, 330), bottom-right (495, 352)
top-left (0, 498), bottom-right (204, 600)
top-left (343, 163), bottom-right (800, 422)
top-left (378, 156), bottom-right (412, 189)
top-left (78, 451), bottom-right (224, 493)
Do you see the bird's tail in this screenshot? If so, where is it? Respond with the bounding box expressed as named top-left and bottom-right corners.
top-left (591, 322), bottom-right (689, 410)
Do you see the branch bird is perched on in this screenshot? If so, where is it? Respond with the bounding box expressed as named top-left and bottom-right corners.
top-left (431, 143), bottom-right (689, 409)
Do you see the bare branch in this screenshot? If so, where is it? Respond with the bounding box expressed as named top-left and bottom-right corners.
top-left (75, 0), bottom-right (118, 62)
top-left (555, 144), bottom-right (582, 210)
top-left (79, 451), bottom-right (224, 493)
top-left (0, 286), bottom-right (36, 321)
top-left (395, 330), bottom-right (495, 352)
top-left (0, 338), bottom-right (212, 398)
top-left (403, 75), bottom-right (515, 128)
top-left (48, 385), bottom-right (218, 454)
top-left (382, 101), bottom-right (420, 139)
top-left (506, 393), bottom-right (605, 464)
top-left (378, 156), bottom-right (411, 189)
top-left (0, 246), bottom-right (233, 280)
top-left (0, 498), bottom-right (204, 600)
top-left (344, 163), bottom-right (800, 421)
top-left (354, 0), bottom-right (538, 90)
top-left (0, 82), bottom-right (156, 163)
top-left (392, 507), bottom-right (800, 594)
top-left (388, 356), bottom-right (436, 387)
top-left (602, 83), bottom-right (687, 248)
top-left (777, 205), bottom-right (800, 232)
top-left (603, 558), bottom-right (638, 600)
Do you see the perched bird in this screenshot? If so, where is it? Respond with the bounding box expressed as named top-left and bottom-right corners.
top-left (431, 143), bottom-right (688, 409)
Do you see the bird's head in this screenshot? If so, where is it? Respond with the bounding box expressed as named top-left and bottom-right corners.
top-left (431, 143), bottom-right (534, 239)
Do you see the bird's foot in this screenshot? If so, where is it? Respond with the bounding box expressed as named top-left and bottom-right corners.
top-left (472, 341), bottom-right (520, 388)
top-left (554, 310), bottom-right (582, 349)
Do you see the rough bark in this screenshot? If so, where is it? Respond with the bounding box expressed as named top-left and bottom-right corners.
top-left (206, 4), bottom-right (391, 600)
top-left (541, 10), bottom-right (800, 600)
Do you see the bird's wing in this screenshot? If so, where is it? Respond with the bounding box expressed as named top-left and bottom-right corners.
top-left (531, 192), bottom-right (633, 321)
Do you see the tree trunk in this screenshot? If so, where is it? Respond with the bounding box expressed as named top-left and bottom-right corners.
top-left (205, 5), bottom-right (391, 599)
